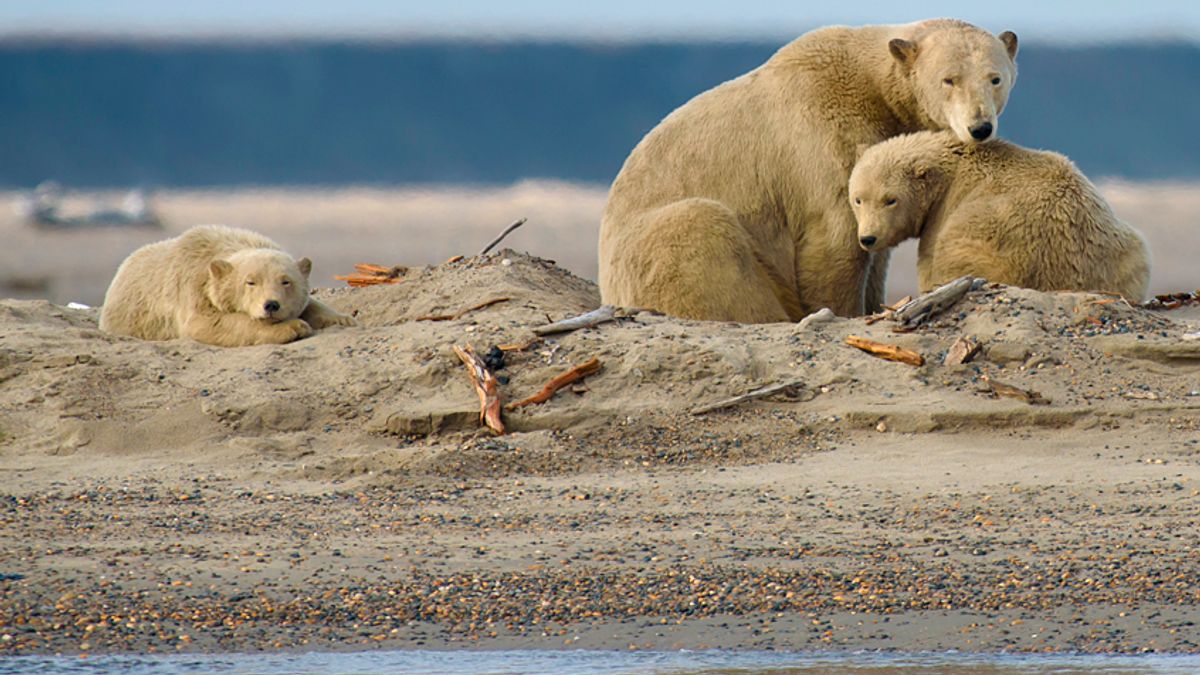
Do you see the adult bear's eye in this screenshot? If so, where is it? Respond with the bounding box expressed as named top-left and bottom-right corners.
top-left (282, 279), bottom-right (291, 286)
top-left (885, 198), bottom-right (897, 206)
top-left (854, 197), bottom-right (861, 205)
top-left (943, 77), bottom-right (954, 87)
top-left (991, 77), bottom-right (1002, 85)
top-left (245, 280), bottom-right (256, 286)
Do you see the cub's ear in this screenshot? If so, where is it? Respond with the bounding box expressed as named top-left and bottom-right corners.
top-left (296, 257), bottom-right (312, 279)
top-left (888, 38), bottom-right (918, 65)
top-left (999, 31), bottom-right (1018, 60)
top-left (209, 259), bottom-right (233, 280)
top-left (913, 162), bottom-right (940, 182)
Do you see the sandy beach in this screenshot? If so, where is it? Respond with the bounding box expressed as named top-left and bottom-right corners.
top-left (1, 245), bottom-right (1198, 656)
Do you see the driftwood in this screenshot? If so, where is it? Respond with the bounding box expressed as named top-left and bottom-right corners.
top-left (943, 336), bottom-right (982, 366)
top-left (497, 337), bottom-right (542, 352)
top-left (691, 379), bottom-right (809, 415)
top-left (453, 345), bottom-right (506, 434)
top-left (478, 218), bottom-right (528, 257)
top-left (335, 263), bottom-right (408, 287)
top-left (1142, 290), bottom-right (1200, 311)
top-left (533, 305), bottom-right (620, 336)
top-left (845, 335), bottom-right (925, 367)
top-left (891, 276), bottom-right (979, 330)
top-left (416, 297), bottom-right (511, 322)
top-left (508, 358), bottom-right (602, 410)
top-left (443, 255), bottom-right (465, 265)
top-left (983, 375), bottom-right (1049, 405)
top-left (864, 295), bottom-right (912, 325)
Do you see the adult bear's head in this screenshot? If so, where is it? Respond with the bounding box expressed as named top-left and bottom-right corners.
top-left (889, 20), bottom-right (1018, 144)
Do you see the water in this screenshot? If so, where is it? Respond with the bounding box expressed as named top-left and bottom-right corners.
top-left (3, 650), bottom-right (1200, 675)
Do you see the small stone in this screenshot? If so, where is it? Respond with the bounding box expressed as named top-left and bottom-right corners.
top-left (875, 421), bottom-right (888, 433)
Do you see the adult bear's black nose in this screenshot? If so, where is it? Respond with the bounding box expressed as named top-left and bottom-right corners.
top-left (969, 122), bottom-right (993, 140)
top-left (860, 235), bottom-right (877, 248)
top-left (264, 300), bottom-right (281, 313)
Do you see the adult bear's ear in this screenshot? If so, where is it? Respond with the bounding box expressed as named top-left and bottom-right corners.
top-left (296, 257), bottom-right (312, 279)
top-left (888, 38), bottom-right (918, 66)
top-left (209, 259), bottom-right (233, 281)
top-left (999, 31), bottom-right (1018, 60)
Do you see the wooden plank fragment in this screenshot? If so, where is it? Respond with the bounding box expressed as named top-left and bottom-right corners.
top-left (983, 375), bottom-right (1049, 405)
top-left (533, 305), bottom-right (619, 336)
top-left (943, 336), bottom-right (982, 366)
top-left (416, 297), bottom-right (511, 322)
top-left (691, 379), bottom-right (808, 415)
top-left (845, 335), bottom-right (925, 366)
top-left (507, 358), bottom-right (602, 410)
top-left (453, 345), bottom-right (506, 435)
top-left (891, 276), bottom-right (978, 330)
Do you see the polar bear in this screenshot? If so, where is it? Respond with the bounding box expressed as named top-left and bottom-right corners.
top-left (849, 130), bottom-right (1150, 301)
top-left (99, 225), bottom-right (356, 347)
top-left (599, 19), bottom-right (1019, 322)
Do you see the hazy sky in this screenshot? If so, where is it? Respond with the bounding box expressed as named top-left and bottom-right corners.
top-left (4, 0), bottom-right (1200, 42)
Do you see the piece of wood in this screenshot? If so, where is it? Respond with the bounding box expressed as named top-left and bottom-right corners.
top-left (691, 379), bottom-right (808, 415)
top-left (453, 345), bottom-right (505, 435)
top-left (334, 263), bottom-right (408, 287)
top-left (983, 375), bottom-right (1049, 405)
top-left (478, 217), bottom-right (528, 257)
top-left (845, 335), bottom-right (925, 366)
top-left (532, 305), bottom-right (619, 336)
top-left (891, 276), bottom-right (978, 330)
top-left (443, 255), bottom-right (465, 265)
top-left (864, 295), bottom-right (913, 325)
top-left (507, 358), bottom-right (601, 410)
top-left (497, 337), bottom-right (541, 352)
top-left (416, 297), bottom-right (511, 322)
top-left (943, 336), bottom-right (982, 366)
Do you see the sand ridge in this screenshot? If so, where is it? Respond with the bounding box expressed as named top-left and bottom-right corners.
top-left (1, 250), bottom-right (1199, 654)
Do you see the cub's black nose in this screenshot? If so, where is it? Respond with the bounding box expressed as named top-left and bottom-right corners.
top-left (969, 122), bottom-right (994, 140)
top-left (264, 300), bottom-right (281, 313)
top-left (860, 235), bottom-right (877, 248)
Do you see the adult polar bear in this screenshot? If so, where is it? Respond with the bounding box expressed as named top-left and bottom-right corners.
top-left (599, 19), bottom-right (1019, 321)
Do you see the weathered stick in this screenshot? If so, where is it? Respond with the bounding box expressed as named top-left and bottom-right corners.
top-left (845, 335), bottom-right (925, 366)
top-left (983, 375), bottom-right (1049, 405)
top-left (507, 358), bottom-right (602, 410)
top-left (943, 336), bottom-right (982, 366)
top-left (416, 297), bottom-right (511, 322)
top-left (864, 295), bottom-right (912, 325)
top-left (497, 337), bottom-right (541, 352)
top-left (478, 218), bottom-right (528, 257)
top-left (533, 305), bottom-right (619, 336)
top-left (453, 345), bottom-right (506, 434)
top-left (891, 276), bottom-right (979, 330)
top-left (691, 379), bottom-right (808, 415)
top-left (334, 263), bottom-right (408, 287)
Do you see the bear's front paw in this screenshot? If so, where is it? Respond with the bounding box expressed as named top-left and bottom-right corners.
top-left (309, 312), bottom-right (357, 329)
top-left (277, 318), bottom-right (314, 341)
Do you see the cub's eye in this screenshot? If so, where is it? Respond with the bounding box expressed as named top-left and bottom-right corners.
top-left (991, 76), bottom-right (1002, 85)
top-left (282, 280), bottom-right (291, 286)
top-left (884, 198), bottom-right (898, 207)
top-left (245, 280), bottom-right (256, 286)
top-left (942, 77), bottom-right (954, 87)
top-left (853, 197), bottom-right (862, 205)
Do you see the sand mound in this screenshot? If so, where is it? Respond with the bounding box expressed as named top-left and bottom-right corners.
top-left (1, 251), bottom-right (1197, 489)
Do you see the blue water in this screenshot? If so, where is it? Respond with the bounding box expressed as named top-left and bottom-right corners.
top-left (3, 650), bottom-right (1200, 675)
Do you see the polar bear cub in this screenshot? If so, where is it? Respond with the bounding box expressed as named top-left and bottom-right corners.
top-left (849, 130), bottom-right (1150, 301)
top-left (99, 225), bottom-right (355, 347)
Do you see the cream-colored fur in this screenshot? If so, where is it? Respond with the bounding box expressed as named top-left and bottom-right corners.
top-left (599, 19), bottom-right (1019, 321)
top-left (99, 225), bottom-right (356, 347)
top-left (850, 130), bottom-right (1151, 301)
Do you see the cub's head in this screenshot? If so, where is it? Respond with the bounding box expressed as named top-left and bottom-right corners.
top-left (849, 134), bottom-right (948, 252)
top-left (207, 249), bottom-right (311, 321)
top-left (889, 21), bottom-right (1018, 144)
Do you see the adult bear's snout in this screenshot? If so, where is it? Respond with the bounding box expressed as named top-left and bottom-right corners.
top-left (264, 300), bottom-right (281, 313)
top-left (859, 235), bottom-right (878, 249)
top-left (969, 122), bottom-right (994, 141)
